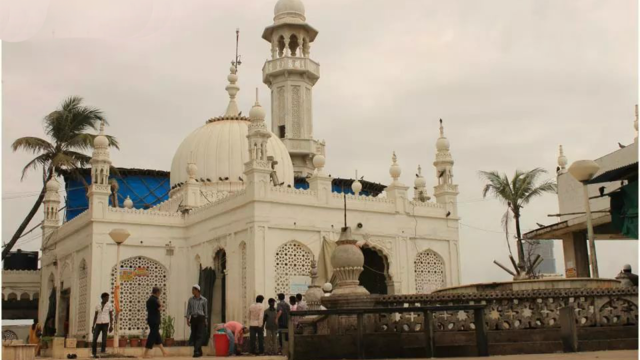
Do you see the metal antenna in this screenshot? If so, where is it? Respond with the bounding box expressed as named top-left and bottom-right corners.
top-left (232, 28), bottom-right (242, 70)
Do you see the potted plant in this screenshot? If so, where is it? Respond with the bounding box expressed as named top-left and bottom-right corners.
top-left (106, 335), bottom-right (114, 348)
top-left (129, 335), bottom-right (140, 347)
top-left (118, 336), bottom-right (127, 348)
top-left (161, 315), bottom-right (175, 347)
top-left (140, 328), bottom-right (148, 348)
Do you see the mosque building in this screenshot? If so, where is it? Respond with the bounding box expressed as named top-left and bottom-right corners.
top-left (38, 0), bottom-right (462, 340)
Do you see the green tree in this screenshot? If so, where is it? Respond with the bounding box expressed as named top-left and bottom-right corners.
top-left (4, 96), bottom-right (118, 260)
top-left (479, 168), bottom-right (557, 271)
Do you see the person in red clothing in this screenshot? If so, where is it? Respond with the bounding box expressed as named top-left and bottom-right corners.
top-left (215, 321), bottom-right (247, 356)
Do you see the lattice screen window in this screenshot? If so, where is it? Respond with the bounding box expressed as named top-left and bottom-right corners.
top-left (241, 242), bottom-right (248, 325)
top-left (77, 260), bottom-right (89, 335)
top-left (274, 242), bottom-right (313, 297)
top-left (414, 250), bottom-right (446, 294)
top-left (110, 256), bottom-right (168, 334)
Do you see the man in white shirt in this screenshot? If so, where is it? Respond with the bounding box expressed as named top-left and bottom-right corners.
top-left (248, 295), bottom-right (265, 355)
top-left (91, 292), bottom-right (113, 357)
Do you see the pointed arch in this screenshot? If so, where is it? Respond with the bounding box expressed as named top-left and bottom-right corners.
top-left (110, 256), bottom-right (168, 334)
top-left (274, 240), bottom-right (314, 297)
top-left (414, 249), bottom-right (446, 294)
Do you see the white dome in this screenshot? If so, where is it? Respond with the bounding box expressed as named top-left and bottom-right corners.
top-left (275, 0), bottom-right (305, 17)
top-left (46, 178), bottom-right (60, 192)
top-left (170, 119), bottom-right (294, 186)
top-left (436, 137), bottom-right (450, 151)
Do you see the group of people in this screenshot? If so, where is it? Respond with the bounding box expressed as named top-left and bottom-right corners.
top-left (185, 284), bottom-right (308, 358)
top-left (82, 284), bottom-right (308, 358)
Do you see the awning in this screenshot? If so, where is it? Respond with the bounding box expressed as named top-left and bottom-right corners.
top-left (523, 212), bottom-right (617, 240)
top-left (588, 162), bottom-right (638, 184)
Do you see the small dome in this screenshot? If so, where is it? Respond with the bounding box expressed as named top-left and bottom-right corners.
top-left (415, 176), bottom-right (426, 188)
top-left (46, 178), bottom-right (60, 192)
top-left (351, 179), bottom-right (362, 195)
top-left (274, 0), bottom-right (305, 17)
top-left (123, 196), bottom-right (134, 209)
top-left (312, 154), bottom-right (325, 169)
top-left (171, 119), bottom-right (294, 186)
top-left (436, 137), bottom-right (450, 151)
top-left (249, 103), bottom-right (266, 121)
top-left (94, 134), bottom-right (109, 148)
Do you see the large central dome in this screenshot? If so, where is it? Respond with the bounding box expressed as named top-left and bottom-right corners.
top-left (170, 118), bottom-right (294, 187)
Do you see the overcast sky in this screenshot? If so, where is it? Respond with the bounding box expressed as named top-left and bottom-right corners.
top-left (1, 0), bottom-right (638, 284)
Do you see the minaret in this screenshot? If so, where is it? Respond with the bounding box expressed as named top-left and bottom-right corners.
top-left (88, 121), bottom-right (112, 218)
top-left (414, 165), bottom-right (430, 202)
top-left (433, 120), bottom-right (458, 213)
top-left (244, 89), bottom-right (274, 197)
top-left (557, 145), bottom-right (568, 174)
top-left (262, 0), bottom-right (323, 177)
top-left (42, 175), bottom-right (61, 239)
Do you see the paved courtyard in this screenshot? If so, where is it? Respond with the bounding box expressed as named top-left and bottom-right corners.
top-left (67, 350), bottom-right (638, 360)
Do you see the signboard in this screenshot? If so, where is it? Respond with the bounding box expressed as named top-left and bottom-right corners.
top-left (119, 267), bottom-right (149, 282)
top-left (290, 276), bottom-right (311, 294)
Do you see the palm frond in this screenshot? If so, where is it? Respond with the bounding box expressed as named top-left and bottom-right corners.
top-left (12, 137), bottom-right (54, 154)
top-left (20, 154), bottom-right (50, 181)
top-left (500, 207), bottom-right (514, 257)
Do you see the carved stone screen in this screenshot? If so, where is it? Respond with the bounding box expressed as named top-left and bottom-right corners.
top-left (110, 256), bottom-right (167, 333)
top-left (274, 242), bottom-right (313, 297)
top-left (77, 260), bottom-right (88, 335)
top-left (241, 242), bottom-right (248, 325)
top-left (414, 250), bottom-right (446, 294)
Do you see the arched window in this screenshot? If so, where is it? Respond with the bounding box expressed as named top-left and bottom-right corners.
top-left (414, 250), bottom-right (446, 294)
top-left (277, 35), bottom-right (286, 58)
top-left (77, 259), bottom-right (89, 335)
top-left (20, 292), bottom-right (30, 301)
top-left (274, 241), bottom-right (313, 297)
top-left (111, 256), bottom-right (168, 333)
top-left (7, 293), bottom-right (17, 301)
top-left (289, 34), bottom-right (300, 56)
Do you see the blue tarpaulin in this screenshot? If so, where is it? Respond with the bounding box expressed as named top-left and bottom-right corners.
top-left (63, 168), bottom-right (170, 221)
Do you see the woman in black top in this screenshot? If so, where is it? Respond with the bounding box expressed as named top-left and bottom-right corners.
top-left (142, 287), bottom-right (168, 358)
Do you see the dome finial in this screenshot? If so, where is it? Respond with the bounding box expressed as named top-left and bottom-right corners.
top-left (224, 29), bottom-right (241, 117)
top-left (557, 145), bottom-right (568, 173)
top-left (436, 119), bottom-right (450, 151)
top-left (249, 88), bottom-right (266, 121)
top-left (351, 170), bottom-right (362, 196)
top-left (99, 120), bottom-right (105, 135)
top-left (389, 151), bottom-right (401, 182)
top-left (93, 120), bottom-right (109, 148)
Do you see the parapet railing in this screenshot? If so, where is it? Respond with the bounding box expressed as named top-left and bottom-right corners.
top-left (288, 304), bottom-right (488, 360)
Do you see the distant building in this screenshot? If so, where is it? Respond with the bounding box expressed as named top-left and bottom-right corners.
top-left (525, 112), bottom-right (638, 278)
top-left (2, 250), bottom-right (40, 321)
top-left (523, 240), bottom-right (556, 274)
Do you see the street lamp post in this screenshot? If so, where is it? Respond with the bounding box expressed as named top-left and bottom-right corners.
top-left (109, 229), bottom-right (130, 350)
top-left (568, 160), bottom-right (601, 278)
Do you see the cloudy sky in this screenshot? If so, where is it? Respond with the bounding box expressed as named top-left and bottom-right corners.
top-left (2, 0), bottom-right (638, 284)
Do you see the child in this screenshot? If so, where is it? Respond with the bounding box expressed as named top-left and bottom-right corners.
top-left (263, 298), bottom-right (278, 355)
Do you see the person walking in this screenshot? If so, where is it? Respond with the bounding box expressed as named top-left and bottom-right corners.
top-left (186, 285), bottom-right (208, 358)
top-left (91, 293), bottom-right (113, 358)
top-left (263, 298), bottom-right (278, 355)
top-left (142, 287), bottom-right (168, 358)
top-left (248, 295), bottom-right (265, 355)
top-left (275, 293), bottom-right (290, 354)
top-left (296, 294), bottom-right (307, 311)
top-left (28, 319), bottom-right (42, 356)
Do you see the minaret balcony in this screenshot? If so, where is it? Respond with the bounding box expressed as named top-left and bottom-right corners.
top-left (263, 57), bottom-right (320, 85)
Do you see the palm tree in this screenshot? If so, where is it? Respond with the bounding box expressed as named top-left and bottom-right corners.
top-left (4, 96), bottom-right (118, 260)
top-left (479, 168), bottom-right (557, 271)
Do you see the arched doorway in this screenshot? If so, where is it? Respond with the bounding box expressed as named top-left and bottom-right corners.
top-left (359, 247), bottom-right (389, 295)
top-left (212, 249), bottom-right (227, 324)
